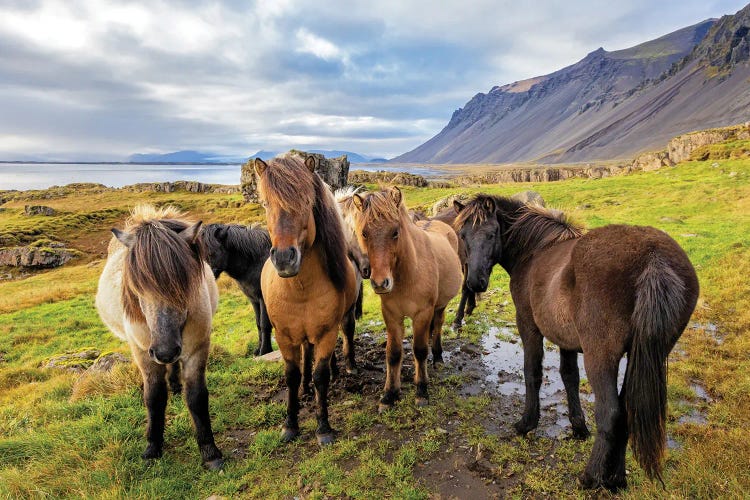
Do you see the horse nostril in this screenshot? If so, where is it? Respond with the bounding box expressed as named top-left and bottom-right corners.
top-left (382, 278), bottom-right (391, 289)
top-left (288, 247), bottom-right (296, 260)
top-left (148, 348), bottom-right (155, 359)
top-left (270, 247), bottom-right (277, 257)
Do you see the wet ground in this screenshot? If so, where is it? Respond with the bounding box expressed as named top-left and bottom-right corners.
top-left (248, 317), bottom-right (713, 498)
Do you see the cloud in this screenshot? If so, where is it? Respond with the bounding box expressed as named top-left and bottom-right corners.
top-left (0, 0), bottom-right (747, 160)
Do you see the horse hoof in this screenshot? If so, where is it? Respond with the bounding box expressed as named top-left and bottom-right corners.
top-left (280, 426), bottom-right (299, 443)
top-left (571, 427), bottom-right (591, 440)
top-left (513, 419), bottom-right (537, 435)
top-left (415, 397), bottom-right (429, 407)
top-left (141, 444), bottom-right (162, 460)
top-left (378, 403), bottom-right (393, 414)
top-left (451, 321), bottom-right (462, 331)
top-left (316, 433), bottom-right (335, 446)
top-left (204, 458), bottom-right (224, 471)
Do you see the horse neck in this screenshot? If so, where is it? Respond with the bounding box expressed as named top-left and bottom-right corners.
top-left (225, 234), bottom-right (264, 278)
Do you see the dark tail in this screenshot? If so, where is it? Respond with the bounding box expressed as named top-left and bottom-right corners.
top-left (626, 254), bottom-right (687, 483)
top-left (355, 280), bottom-right (363, 320)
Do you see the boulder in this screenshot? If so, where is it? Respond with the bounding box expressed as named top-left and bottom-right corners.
top-left (241, 150), bottom-right (350, 203)
top-left (0, 246), bottom-right (77, 268)
top-left (44, 349), bottom-right (100, 372)
top-left (24, 205), bottom-right (56, 216)
top-left (431, 193), bottom-right (470, 215)
top-left (511, 190), bottom-right (546, 207)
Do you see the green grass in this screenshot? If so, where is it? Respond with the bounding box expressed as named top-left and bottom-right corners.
top-left (1, 157), bottom-right (749, 498)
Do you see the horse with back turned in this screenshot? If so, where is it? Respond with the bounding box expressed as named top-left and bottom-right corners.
top-left (453, 194), bottom-right (699, 490)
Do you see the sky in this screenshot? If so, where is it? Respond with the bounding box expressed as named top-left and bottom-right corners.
top-left (0, 0), bottom-right (747, 161)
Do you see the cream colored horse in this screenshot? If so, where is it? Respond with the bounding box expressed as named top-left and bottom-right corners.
top-left (96, 204), bottom-right (222, 469)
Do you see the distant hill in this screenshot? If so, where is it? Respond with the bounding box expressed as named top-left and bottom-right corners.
top-left (250, 149), bottom-right (387, 163)
top-left (127, 150), bottom-right (247, 164)
top-left (395, 5), bottom-right (750, 164)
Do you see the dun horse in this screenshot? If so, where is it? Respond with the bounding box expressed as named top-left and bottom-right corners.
top-left (353, 187), bottom-right (462, 411)
top-left (254, 155), bottom-right (358, 445)
top-left (453, 195), bottom-right (699, 490)
top-left (96, 204), bottom-right (223, 469)
top-left (202, 223), bottom-right (274, 355)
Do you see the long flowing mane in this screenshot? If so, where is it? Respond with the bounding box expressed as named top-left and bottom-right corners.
top-left (258, 155), bottom-right (349, 291)
top-left (454, 194), bottom-right (583, 253)
top-left (507, 205), bottom-right (583, 252)
top-left (121, 204), bottom-right (205, 322)
top-left (202, 223), bottom-right (270, 260)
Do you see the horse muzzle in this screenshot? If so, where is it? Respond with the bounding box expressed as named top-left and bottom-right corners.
top-left (371, 276), bottom-right (393, 294)
top-left (466, 274), bottom-right (489, 293)
top-left (270, 245), bottom-right (301, 277)
top-left (148, 345), bottom-right (182, 365)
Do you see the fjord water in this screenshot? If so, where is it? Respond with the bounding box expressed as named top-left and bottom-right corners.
top-left (0, 162), bottom-right (448, 191)
top-left (0, 163), bottom-right (244, 191)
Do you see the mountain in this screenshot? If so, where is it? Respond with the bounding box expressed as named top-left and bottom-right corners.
top-left (127, 150), bottom-right (246, 163)
top-left (395, 6), bottom-right (750, 164)
top-left (250, 149), bottom-right (387, 163)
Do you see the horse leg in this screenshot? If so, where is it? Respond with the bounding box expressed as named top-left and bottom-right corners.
top-left (560, 349), bottom-right (589, 439)
top-left (251, 298), bottom-right (273, 356)
top-left (413, 309), bottom-right (434, 406)
top-left (280, 343), bottom-right (302, 442)
top-left (138, 354), bottom-right (168, 460)
top-left (431, 307), bottom-right (446, 366)
top-left (466, 290), bottom-right (477, 316)
top-left (167, 360), bottom-right (182, 396)
top-left (579, 353), bottom-right (628, 491)
top-left (312, 329), bottom-right (338, 445)
top-left (341, 306), bottom-right (358, 375)
top-left (452, 286), bottom-right (468, 330)
top-left (515, 321), bottom-right (544, 435)
top-left (379, 311), bottom-right (405, 413)
top-left (299, 341), bottom-right (313, 397)
top-left (182, 352), bottom-right (223, 470)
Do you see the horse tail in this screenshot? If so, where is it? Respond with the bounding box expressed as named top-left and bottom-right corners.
top-left (355, 280), bottom-right (364, 320)
top-left (626, 253), bottom-right (687, 483)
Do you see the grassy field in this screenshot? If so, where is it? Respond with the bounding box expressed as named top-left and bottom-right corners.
top-left (0, 157), bottom-right (748, 498)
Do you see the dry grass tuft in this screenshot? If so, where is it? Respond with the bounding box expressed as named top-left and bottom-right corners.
top-left (70, 362), bottom-right (140, 402)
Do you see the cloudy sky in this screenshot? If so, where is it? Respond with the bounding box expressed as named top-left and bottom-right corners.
top-left (0, 0), bottom-right (747, 161)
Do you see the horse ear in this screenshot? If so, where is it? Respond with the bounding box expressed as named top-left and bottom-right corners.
top-left (304, 156), bottom-right (316, 173)
top-left (453, 200), bottom-right (465, 214)
top-left (352, 194), bottom-right (365, 212)
top-left (483, 197), bottom-right (495, 212)
top-left (112, 228), bottom-right (135, 248)
top-left (390, 186), bottom-right (402, 206)
top-left (254, 158), bottom-right (268, 176)
top-left (181, 221), bottom-right (203, 245)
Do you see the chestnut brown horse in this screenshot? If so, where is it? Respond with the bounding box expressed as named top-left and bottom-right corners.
top-left (353, 187), bottom-right (463, 411)
top-left (454, 195), bottom-right (699, 490)
top-left (254, 154), bottom-right (358, 445)
top-left (96, 204), bottom-right (223, 469)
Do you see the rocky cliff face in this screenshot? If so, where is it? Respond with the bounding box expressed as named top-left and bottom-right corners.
top-left (396, 6), bottom-right (750, 164)
top-left (241, 150), bottom-right (350, 203)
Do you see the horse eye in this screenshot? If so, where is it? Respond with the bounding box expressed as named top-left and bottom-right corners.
top-left (362, 231), bottom-right (369, 240)
top-left (392, 229), bottom-right (399, 240)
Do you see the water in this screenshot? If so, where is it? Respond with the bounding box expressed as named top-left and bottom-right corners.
top-left (0, 162), bottom-right (452, 191)
top-left (0, 163), bottom-right (242, 191)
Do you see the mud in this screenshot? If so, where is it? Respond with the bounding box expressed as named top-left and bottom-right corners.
top-left (246, 316), bottom-right (709, 497)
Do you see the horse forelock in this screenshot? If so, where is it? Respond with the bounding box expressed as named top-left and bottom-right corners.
top-left (125, 204), bottom-right (190, 229)
top-left (257, 156), bottom-right (315, 213)
top-left (121, 218), bottom-right (205, 322)
top-left (507, 204), bottom-right (583, 252)
top-left (453, 194), bottom-right (502, 231)
top-left (356, 189), bottom-right (408, 230)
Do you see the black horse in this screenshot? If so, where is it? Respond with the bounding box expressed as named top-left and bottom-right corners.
top-left (202, 223), bottom-right (274, 355)
top-left (454, 195), bottom-right (698, 490)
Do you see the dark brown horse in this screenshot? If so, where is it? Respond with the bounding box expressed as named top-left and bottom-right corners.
top-left (454, 195), bottom-right (699, 490)
top-left (255, 154), bottom-right (358, 445)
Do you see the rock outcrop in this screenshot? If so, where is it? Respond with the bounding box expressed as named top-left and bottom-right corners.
top-left (0, 245), bottom-right (78, 268)
top-left (453, 164), bottom-right (629, 185)
top-left (511, 191), bottom-right (546, 207)
top-left (122, 181), bottom-right (239, 194)
top-left (241, 150), bottom-right (350, 203)
top-left (348, 170), bottom-right (428, 187)
top-left (24, 205), bottom-right (56, 216)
